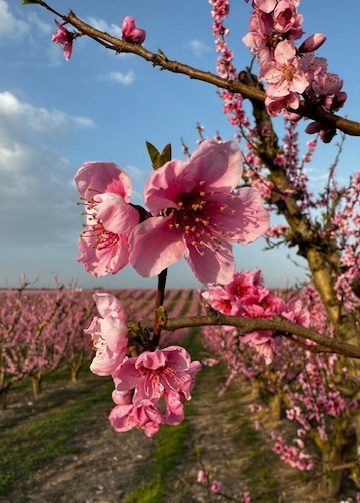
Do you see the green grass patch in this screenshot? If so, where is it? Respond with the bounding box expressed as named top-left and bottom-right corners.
top-left (123, 421), bottom-right (190, 503)
top-left (0, 376), bottom-right (112, 496)
top-left (122, 477), bottom-right (163, 503)
top-left (233, 418), bottom-right (278, 503)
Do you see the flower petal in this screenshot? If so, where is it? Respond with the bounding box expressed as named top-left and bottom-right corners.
top-left (187, 237), bottom-right (234, 285)
top-left (144, 159), bottom-right (197, 214)
top-left (93, 292), bottom-right (126, 321)
top-left (75, 162), bottom-right (133, 202)
top-left (94, 193), bottom-right (139, 235)
top-left (129, 217), bottom-right (186, 277)
top-left (189, 139), bottom-right (243, 190)
top-left (209, 188), bottom-right (269, 243)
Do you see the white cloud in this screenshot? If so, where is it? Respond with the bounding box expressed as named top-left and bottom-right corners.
top-left (100, 71), bottom-right (135, 86)
top-left (0, 0), bottom-right (29, 40)
top-left (0, 91), bottom-right (93, 145)
top-left (186, 39), bottom-right (211, 57)
top-left (0, 91), bottom-right (93, 246)
top-left (86, 17), bottom-right (120, 38)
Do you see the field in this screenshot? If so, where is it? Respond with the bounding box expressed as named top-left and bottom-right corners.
top-left (0, 289), bottom-right (358, 502)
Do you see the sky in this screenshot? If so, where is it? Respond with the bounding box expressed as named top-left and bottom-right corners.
top-left (0, 0), bottom-right (359, 290)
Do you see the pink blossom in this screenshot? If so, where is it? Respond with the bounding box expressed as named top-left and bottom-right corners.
top-left (299, 33), bottom-right (326, 53)
top-left (75, 162), bottom-right (139, 277)
top-left (262, 40), bottom-right (309, 98)
top-left (253, 0), bottom-right (277, 13)
top-left (242, 492), bottom-right (252, 503)
top-left (85, 293), bottom-right (128, 376)
top-left (265, 91), bottom-right (300, 116)
top-left (164, 390), bottom-right (185, 425)
top-left (130, 140), bottom-right (269, 285)
top-left (280, 297), bottom-right (310, 327)
top-left (109, 400), bottom-right (163, 437)
top-left (51, 19), bottom-right (73, 61)
top-left (121, 16), bottom-right (146, 44)
top-left (197, 470), bottom-right (206, 483)
top-left (226, 269), bottom-right (263, 303)
top-left (273, 1), bottom-right (302, 35)
top-left (114, 346), bottom-right (201, 406)
top-left (202, 286), bottom-right (241, 316)
top-left (242, 11), bottom-right (273, 57)
top-left (312, 72), bottom-right (343, 97)
top-left (210, 480), bottom-right (222, 493)
top-left (242, 331), bottom-right (278, 364)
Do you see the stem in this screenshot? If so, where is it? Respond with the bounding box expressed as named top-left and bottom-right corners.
top-left (152, 268), bottom-right (168, 347)
top-left (156, 268), bottom-right (167, 309)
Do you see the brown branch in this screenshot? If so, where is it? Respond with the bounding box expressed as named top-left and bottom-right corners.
top-left (30, 0), bottom-right (360, 136)
top-left (152, 268), bottom-right (168, 347)
top-left (129, 313), bottom-right (360, 359)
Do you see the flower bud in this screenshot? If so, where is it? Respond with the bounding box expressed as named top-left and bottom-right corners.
top-left (121, 16), bottom-right (146, 44)
top-left (299, 33), bottom-right (326, 53)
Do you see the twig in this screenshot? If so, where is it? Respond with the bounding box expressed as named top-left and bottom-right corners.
top-left (132, 313), bottom-right (360, 359)
top-left (28, 0), bottom-right (360, 136)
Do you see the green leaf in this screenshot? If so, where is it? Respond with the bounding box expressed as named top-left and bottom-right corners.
top-left (145, 141), bottom-right (172, 170)
top-left (146, 141), bottom-right (160, 169)
top-left (158, 143), bottom-right (172, 166)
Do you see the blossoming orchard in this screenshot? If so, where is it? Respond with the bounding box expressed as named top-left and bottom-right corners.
top-left (1, 0), bottom-right (359, 501)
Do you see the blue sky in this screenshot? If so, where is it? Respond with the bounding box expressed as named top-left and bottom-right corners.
top-left (0, 0), bottom-right (359, 289)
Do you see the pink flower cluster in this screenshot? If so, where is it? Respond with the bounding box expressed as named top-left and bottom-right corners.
top-left (85, 292), bottom-right (201, 436)
top-left (271, 432), bottom-right (313, 471)
top-left (202, 281), bottom-right (359, 480)
top-left (110, 346), bottom-right (201, 437)
top-left (202, 269), bottom-right (310, 363)
top-left (243, 0), bottom-right (346, 140)
top-left (75, 140), bottom-right (269, 285)
top-left (209, 0), bottom-right (247, 128)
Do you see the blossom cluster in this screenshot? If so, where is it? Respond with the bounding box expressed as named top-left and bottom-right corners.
top-left (330, 170), bottom-right (360, 312)
top-left (209, 0), bottom-right (248, 128)
top-left (202, 268), bottom-right (310, 364)
top-left (75, 140), bottom-right (269, 285)
top-left (202, 281), bottom-right (359, 478)
top-left (243, 0), bottom-right (346, 141)
top-left (0, 282), bottom-right (95, 404)
top-left (271, 432), bottom-right (313, 471)
top-left (86, 292), bottom-right (201, 437)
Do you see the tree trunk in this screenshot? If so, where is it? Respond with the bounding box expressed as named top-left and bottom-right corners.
top-left (31, 375), bottom-right (42, 400)
top-left (319, 447), bottom-right (344, 498)
top-left (268, 393), bottom-right (282, 422)
top-left (0, 389), bottom-right (8, 410)
top-left (71, 366), bottom-right (80, 383)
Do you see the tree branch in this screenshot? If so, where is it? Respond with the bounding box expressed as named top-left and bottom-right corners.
top-left (31, 1), bottom-right (360, 136)
top-left (129, 313), bottom-right (360, 359)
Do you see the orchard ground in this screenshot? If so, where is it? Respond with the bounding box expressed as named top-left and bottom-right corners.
top-left (0, 289), bottom-right (353, 502)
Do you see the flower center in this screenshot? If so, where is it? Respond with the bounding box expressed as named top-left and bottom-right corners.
top-left (165, 181), bottom-right (236, 256)
top-left (281, 64), bottom-right (296, 82)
